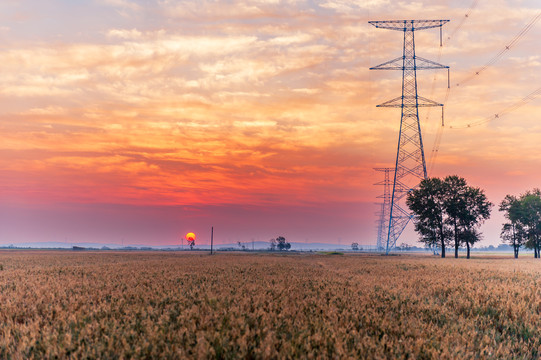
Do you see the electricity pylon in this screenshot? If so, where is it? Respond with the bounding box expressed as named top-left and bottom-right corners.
top-left (374, 168), bottom-right (393, 252)
top-left (369, 20), bottom-right (449, 254)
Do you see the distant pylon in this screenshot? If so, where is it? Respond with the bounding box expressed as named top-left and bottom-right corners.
top-left (374, 168), bottom-right (393, 252)
top-left (369, 20), bottom-right (449, 254)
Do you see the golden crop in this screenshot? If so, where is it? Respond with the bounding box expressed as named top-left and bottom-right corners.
top-left (0, 251), bottom-right (540, 358)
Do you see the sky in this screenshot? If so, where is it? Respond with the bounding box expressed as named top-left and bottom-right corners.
top-left (0, 0), bottom-right (539, 248)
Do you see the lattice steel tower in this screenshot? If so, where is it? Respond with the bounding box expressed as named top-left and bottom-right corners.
top-left (369, 20), bottom-right (449, 254)
top-left (374, 168), bottom-right (393, 252)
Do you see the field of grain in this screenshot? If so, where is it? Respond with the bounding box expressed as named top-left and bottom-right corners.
top-left (0, 251), bottom-right (541, 358)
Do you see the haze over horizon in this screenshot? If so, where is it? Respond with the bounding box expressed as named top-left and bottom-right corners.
top-left (0, 0), bottom-right (540, 248)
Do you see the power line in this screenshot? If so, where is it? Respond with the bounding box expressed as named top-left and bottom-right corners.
top-left (430, 8), bottom-right (541, 169)
top-left (427, 0), bottom-right (478, 174)
top-left (426, 0), bottom-right (479, 115)
top-left (447, 0), bottom-right (479, 43)
top-left (456, 11), bottom-right (541, 87)
top-left (449, 86), bottom-right (541, 129)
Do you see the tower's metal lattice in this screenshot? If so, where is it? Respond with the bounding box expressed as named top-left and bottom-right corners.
top-left (369, 20), bottom-right (449, 254)
top-left (374, 168), bottom-right (393, 252)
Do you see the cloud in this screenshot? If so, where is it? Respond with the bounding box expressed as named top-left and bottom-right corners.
top-left (319, 0), bottom-right (390, 13)
top-left (98, 0), bottom-right (141, 12)
top-left (107, 28), bottom-right (143, 40)
top-left (158, 0), bottom-right (309, 20)
top-left (22, 106), bottom-right (67, 115)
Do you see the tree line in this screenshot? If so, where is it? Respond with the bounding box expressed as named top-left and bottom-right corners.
top-left (406, 175), bottom-right (541, 259)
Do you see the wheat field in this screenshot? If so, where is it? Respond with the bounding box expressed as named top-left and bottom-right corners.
top-left (0, 251), bottom-right (540, 358)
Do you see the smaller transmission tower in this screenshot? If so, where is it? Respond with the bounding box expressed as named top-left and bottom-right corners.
top-left (374, 168), bottom-right (393, 252)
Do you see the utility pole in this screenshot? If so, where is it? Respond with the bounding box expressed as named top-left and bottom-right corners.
top-left (210, 227), bottom-right (214, 255)
top-left (369, 20), bottom-right (449, 254)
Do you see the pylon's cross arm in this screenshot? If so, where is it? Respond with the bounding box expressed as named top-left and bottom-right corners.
top-left (376, 96), bottom-right (443, 108)
top-left (369, 20), bottom-right (449, 31)
top-left (370, 56), bottom-right (448, 70)
top-left (373, 167), bottom-right (395, 172)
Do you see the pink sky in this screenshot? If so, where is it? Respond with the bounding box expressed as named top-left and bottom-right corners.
top-left (0, 0), bottom-right (540, 247)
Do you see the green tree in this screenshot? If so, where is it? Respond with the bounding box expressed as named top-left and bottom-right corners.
top-left (501, 223), bottom-right (524, 258)
top-left (499, 195), bottom-right (525, 258)
top-left (407, 176), bottom-right (492, 259)
top-left (443, 175), bottom-right (468, 258)
top-left (406, 177), bottom-right (449, 258)
top-left (517, 190), bottom-right (541, 258)
top-left (458, 228), bottom-right (478, 256)
top-left (457, 185), bottom-right (492, 259)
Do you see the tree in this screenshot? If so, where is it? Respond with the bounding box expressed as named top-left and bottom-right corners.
top-left (407, 176), bottom-right (492, 259)
top-left (456, 185), bottom-right (492, 259)
top-left (351, 242), bottom-right (359, 251)
top-left (443, 175), bottom-right (468, 258)
top-left (501, 223), bottom-right (524, 258)
top-left (399, 243), bottom-right (411, 251)
top-left (499, 195), bottom-right (525, 258)
top-left (275, 236), bottom-right (291, 251)
top-left (406, 177), bottom-right (449, 258)
top-left (512, 189), bottom-right (541, 258)
top-left (269, 238), bottom-right (276, 251)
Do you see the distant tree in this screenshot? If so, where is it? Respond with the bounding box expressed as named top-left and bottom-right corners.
top-left (407, 177), bottom-right (449, 258)
top-left (237, 241), bottom-right (246, 251)
top-left (269, 238), bottom-right (277, 251)
top-left (399, 243), bottom-right (411, 251)
top-left (351, 242), bottom-right (359, 251)
top-left (275, 236), bottom-right (291, 251)
top-left (500, 194), bottom-right (526, 258)
top-left (187, 238), bottom-right (195, 250)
